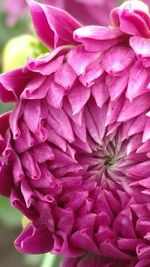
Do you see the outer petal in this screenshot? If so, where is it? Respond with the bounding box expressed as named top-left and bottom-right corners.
top-left (0, 68), bottom-right (35, 102)
top-left (111, 1), bottom-right (150, 37)
top-left (0, 112), bottom-right (13, 197)
top-left (130, 36), bottom-right (150, 67)
top-left (27, 0), bottom-right (81, 49)
top-left (15, 223), bottom-right (53, 254)
top-left (0, 162), bottom-right (13, 197)
top-left (73, 26), bottom-right (124, 52)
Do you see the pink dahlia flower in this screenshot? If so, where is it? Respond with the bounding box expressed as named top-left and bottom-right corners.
top-left (1, 0), bottom-right (150, 266)
top-left (3, 0), bottom-right (116, 26)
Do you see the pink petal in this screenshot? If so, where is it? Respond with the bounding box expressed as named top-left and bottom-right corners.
top-left (128, 113), bottom-right (146, 137)
top-left (23, 100), bottom-right (41, 133)
top-left (142, 117), bottom-right (150, 142)
top-left (130, 36), bottom-right (150, 61)
top-left (46, 81), bottom-right (65, 109)
top-left (127, 161), bottom-right (150, 177)
top-left (126, 61), bottom-right (149, 101)
top-left (0, 68), bottom-right (34, 102)
top-left (118, 93), bottom-right (150, 122)
top-left (74, 26), bottom-right (124, 53)
top-left (28, 0), bottom-right (81, 49)
top-left (102, 46), bottom-right (135, 76)
top-left (21, 76), bottom-right (51, 99)
top-left (54, 62), bottom-right (77, 90)
top-left (92, 80), bottom-right (109, 108)
top-left (48, 106), bottom-right (74, 143)
top-left (70, 230), bottom-right (98, 253)
top-left (67, 45), bottom-right (101, 76)
top-left (105, 95), bottom-right (125, 126)
top-left (15, 223), bottom-right (53, 254)
top-left (68, 83), bottom-right (90, 115)
top-left (106, 73), bottom-right (129, 101)
top-left (111, 1), bottom-right (150, 37)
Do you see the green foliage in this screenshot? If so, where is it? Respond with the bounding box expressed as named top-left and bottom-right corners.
top-left (0, 103), bottom-right (14, 114)
top-left (0, 196), bottom-right (22, 227)
top-left (40, 254), bottom-right (62, 267)
top-left (0, 12), bottom-right (28, 72)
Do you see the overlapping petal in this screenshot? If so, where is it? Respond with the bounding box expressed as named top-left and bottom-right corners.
top-left (28, 0), bottom-right (81, 49)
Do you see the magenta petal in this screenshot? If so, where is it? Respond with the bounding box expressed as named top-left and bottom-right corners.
top-left (111, 1), bottom-right (150, 37)
top-left (106, 73), bottom-right (129, 101)
top-left (60, 257), bottom-right (79, 267)
top-left (47, 81), bottom-right (65, 109)
top-left (0, 68), bottom-right (35, 102)
top-left (74, 26), bottom-right (123, 41)
top-left (102, 46), bottom-right (135, 76)
top-left (21, 75), bottom-right (51, 99)
top-left (74, 26), bottom-right (124, 53)
top-left (15, 223), bottom-right (53, 254)
top-left (92, 81), bottom-right (109, 108)
top-left (70, 230), bottom-right (98, 254)
top-left (27, 50), bottom-right (64, 75)
top-left (135, 259), bottom-right (150, 267)
top-left (127, 161), bottom-right (150, 177)
top-left (130, 36), bottom-right (150, 61)
top-left (118, 93), bottom-right (150, 122)
top-left (142, 118), bottom-right (150, 143)
top-left (126, 61), bottom-right (149, 101)
top-left (0, 163), bottom-right (13, 197)
top-left (61, 254), bottom-right (134, 267)
top-left (28, 0), bottom-right (81, 49)
top-left (54, 62), bottom-right (77, 90)
top-left (68, 83), bottom-right (90, 115)
top-left (48, 106), bottom-right (74, 143)
top-left (0, 112), bottom-right (10, 137)
top-left (23, 100), bottom-right (42, 133)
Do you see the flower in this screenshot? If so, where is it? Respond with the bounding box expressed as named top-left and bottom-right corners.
top-left (3, 0), bottom-right (116, 26)
top-left (1, 0), bottom-right (150, 266)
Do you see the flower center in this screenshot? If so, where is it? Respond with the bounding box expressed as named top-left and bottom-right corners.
top-left (104, 155), bottom-right (115, 168)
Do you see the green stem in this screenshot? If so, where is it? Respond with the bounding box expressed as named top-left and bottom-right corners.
top-left (40, 254), bottom-right (61, 267)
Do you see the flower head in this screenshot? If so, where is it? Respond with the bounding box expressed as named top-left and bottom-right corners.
top-left (1, 0), bottom-right (150, 266)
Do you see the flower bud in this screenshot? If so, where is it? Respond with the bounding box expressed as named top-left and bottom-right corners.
top-left (2, 34), bottom-right (48, 72)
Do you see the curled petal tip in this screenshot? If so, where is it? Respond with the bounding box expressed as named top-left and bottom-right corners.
top-left (121, 1), bottom-right (149, 14)
top-left (111, 0), bottom-right (150, 37)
